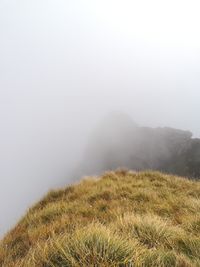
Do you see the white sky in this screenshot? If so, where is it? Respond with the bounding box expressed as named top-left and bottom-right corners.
top-left (0, 0), bottom-right (200, 236)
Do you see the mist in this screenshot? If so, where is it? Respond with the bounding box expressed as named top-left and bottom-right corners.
top-left (1, 0), bottom-right (200, 236)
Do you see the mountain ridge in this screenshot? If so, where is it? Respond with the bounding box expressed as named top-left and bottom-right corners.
top-left (77, 115), bottom-right (200, 179)
top-left (1, 170), bottom-right (200, 266)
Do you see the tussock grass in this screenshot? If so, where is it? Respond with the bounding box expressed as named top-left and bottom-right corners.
top-left (25, 223), bottom-right (140, 267)
top-left (114, 214), bottom-right (180, 249)
top-left (0, 170), bottom-right (200, 266)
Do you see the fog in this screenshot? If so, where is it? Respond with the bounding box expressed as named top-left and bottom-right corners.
top-left (1, 0), bottom-right (200, 236)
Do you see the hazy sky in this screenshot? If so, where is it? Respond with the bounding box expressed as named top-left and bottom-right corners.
top-left (0, 0), bottom-right (200, 236)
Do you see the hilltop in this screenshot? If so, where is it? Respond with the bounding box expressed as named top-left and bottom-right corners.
top-left (0, 170), bottom-right (200, 266)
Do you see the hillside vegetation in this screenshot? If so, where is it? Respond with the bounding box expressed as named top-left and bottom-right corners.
top-left (0, 170), bottom-right (200, 266)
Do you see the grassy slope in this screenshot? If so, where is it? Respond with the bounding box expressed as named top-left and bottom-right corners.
top-left (0, 170), bottom-right (200, 267)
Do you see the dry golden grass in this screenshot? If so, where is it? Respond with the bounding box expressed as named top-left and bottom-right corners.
top-left (0, 170), bottom-right (200, 266)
